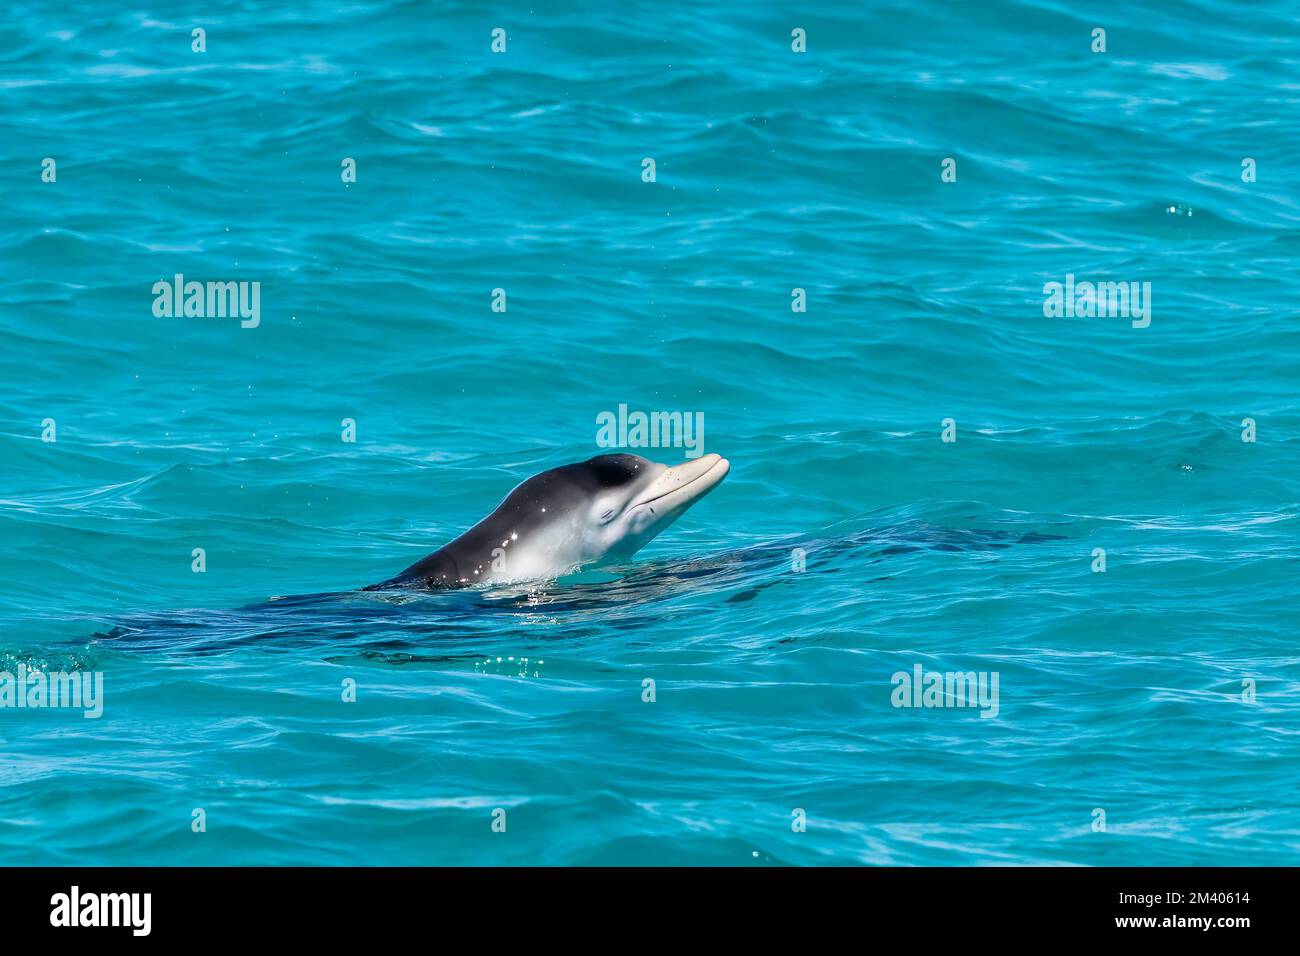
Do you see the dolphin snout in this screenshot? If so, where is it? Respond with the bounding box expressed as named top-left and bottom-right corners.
top-left (639, 453), bottom-right (729, 513)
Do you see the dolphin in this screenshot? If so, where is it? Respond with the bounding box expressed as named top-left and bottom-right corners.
top-left (364, 452), bottom-right (730, 589)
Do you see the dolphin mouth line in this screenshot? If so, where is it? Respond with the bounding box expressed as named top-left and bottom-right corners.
top-left (633, 455), bottom-right (729, 510)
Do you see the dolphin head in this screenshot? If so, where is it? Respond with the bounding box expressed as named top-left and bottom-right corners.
top-left (577, 452), bottom-right (730, 561)
top-left (373, 452), bottom-right (730, 589)
top-left (486, 452), bottom-right (730, 578)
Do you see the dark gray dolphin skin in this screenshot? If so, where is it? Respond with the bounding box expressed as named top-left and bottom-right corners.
top-left (365, 452), bottom-right (730, 589)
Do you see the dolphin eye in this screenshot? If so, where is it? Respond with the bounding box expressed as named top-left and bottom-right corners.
top-left (600, 508), bottom-right (615, 523)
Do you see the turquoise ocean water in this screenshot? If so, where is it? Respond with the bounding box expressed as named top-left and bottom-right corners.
top-left (2, 1), bottom-right (1298, 865)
